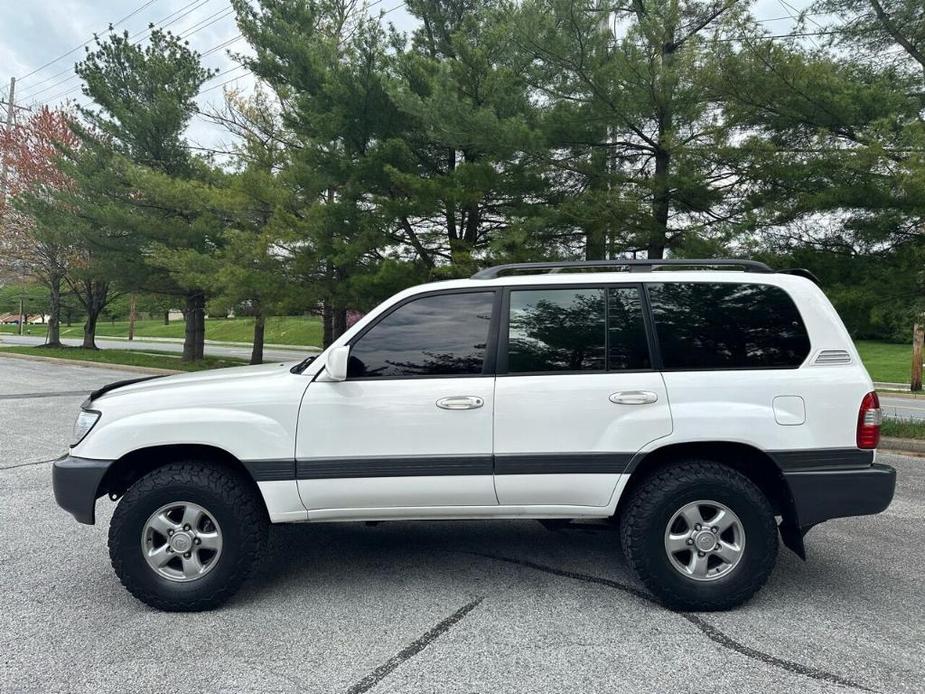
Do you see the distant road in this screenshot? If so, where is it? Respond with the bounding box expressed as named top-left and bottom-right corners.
top-left (0, 334), bottom-right (313, 363)
top-left (880, 394), bottom-right (925, 421)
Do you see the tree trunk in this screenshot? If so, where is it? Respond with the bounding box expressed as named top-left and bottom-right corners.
top-left (648, 31), bottom-right (677, 261)
top-left (46, 274), bottom-right (62, 347)
top-left (82, 310), bottom-right (99, 350)
top-left (333, 307), bottom-right (348, 341)
top-left (586, 144), bottom-right (609, 260)
top-left (128, 295), bottom-right (136, 341)
top-left (164, 310), bottom-right (170, 326)
top-left (649, 147), bottom-right (670, 260)
top-left (250, 312), bottom-right (265, 365)
top-left (182, 292), bottom-right (206, 362)
top-left (322, 302), bottom-right (334, 349)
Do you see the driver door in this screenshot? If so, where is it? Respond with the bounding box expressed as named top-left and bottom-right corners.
top-left (296, 290), bottom-right (500, 515)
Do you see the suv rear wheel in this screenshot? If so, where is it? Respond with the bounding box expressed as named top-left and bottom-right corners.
top-left (619, 460), bottom-right (778, 611)
top-left (108, 461), bottom-right (267, 611)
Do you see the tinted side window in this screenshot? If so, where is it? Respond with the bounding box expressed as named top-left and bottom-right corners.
top-left (508, 288), bottom-right (606, 372)
top-left (648, 283), bottom-right (810, 369)
top-left (348, 292), bottom-right (494, 378)
top-left (608, 287), bottom-right (651, 370)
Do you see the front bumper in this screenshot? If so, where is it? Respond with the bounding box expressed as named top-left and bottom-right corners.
top-left (784, 463), bottom-right (896, 528)
top-left (52, 455), bottom-right (114, 525)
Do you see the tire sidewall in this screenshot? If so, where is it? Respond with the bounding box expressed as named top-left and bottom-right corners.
top-left (112, 478), bottom-right (252, 604)
top-left (632, 470), bottom-right (776, 606)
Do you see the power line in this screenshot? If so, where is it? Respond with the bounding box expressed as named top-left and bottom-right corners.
top-left (26, 2), bottom-right (237, 109)
top-left (17, 0), bottom-right (160, 82)
top-left (18, 0), bottom-right (214, 102)
top-left (199, 69), bottom-right (253, 95)
top-left (775, 0), bottom-right (819, 49)
top-left (201, 34), bottom-right (244, 57)
top-left (178, 6), bottom-right (236, 39)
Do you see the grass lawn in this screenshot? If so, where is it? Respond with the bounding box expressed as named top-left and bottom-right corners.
top-left (0, 315), bottom-right (323, 346)
top-left (881, 418), bottom-right (925, 440)
top-left (854, 340), bottom-right (912, 384)
top-left (0, 345), bottom-right (246, 372)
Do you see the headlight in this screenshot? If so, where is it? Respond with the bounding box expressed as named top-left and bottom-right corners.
top-left (72, 410), bottom-right (101, 446)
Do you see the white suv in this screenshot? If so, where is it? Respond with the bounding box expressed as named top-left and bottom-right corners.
top-left (53, 259), bottom-right (895, 612)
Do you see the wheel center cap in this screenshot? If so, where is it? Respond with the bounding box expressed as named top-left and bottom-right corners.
top-left (694, 530), bottom-right (717, 552)
top-left (170, 532), bottom-right (193, 553)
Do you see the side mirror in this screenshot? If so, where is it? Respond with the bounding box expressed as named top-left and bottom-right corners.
top-left (323, 345), bottom-right (350, 382)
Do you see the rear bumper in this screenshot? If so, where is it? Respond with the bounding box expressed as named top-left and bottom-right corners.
top-left (52, 455), bottom-right (114, 525)
top-left (784, 463), bottom-right (896, 528)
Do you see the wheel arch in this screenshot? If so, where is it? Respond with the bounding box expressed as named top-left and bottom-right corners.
top-left (620, 441), bottom-right (804, 557)
top-left (99, 443), bottom-right (262, 506)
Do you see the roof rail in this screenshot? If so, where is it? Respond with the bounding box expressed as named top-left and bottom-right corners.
top-left (777, 268), bottom-right (822, 286)
top-left (470, 258), bottom-right (775, 280)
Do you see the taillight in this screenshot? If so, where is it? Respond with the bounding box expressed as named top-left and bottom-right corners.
top-left (857, 391), bottom-right (881, 449)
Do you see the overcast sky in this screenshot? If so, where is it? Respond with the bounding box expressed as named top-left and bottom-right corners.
top-left (0, 0), bottom-right (815, 151)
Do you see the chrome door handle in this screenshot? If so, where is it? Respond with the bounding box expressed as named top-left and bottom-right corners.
top-left (436, 396), bottom-right (485, 410)
top-left (610, 390), bottom-right (658, 405)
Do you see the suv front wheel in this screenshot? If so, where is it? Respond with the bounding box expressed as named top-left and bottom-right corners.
top-left (108, 461), bottom-right (267, 611)
top-left (619, 461), bottom-right (778, 611)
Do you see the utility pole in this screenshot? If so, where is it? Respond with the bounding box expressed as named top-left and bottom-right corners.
top-left (18, 295), bottom-right (24, 336)
top-left (912, 322), bottom-right (924, 392)
top-left (0, 77), bottom-right (16, 216)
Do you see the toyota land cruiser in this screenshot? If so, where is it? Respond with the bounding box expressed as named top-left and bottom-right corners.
top-left (52, 259), bottom-right (896, 611)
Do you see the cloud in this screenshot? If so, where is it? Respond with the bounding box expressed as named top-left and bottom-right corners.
top-left (1, 0), bottom-right (812, 152)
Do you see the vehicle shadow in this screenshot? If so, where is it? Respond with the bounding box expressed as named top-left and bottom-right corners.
top-left (241, 519), bottom-right (630, 601)
top-left (238, 518), bottom-right (859, 611)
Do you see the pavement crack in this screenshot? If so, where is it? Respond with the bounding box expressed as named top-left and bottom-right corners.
top-left (344, 596), bottom-right (484, 694)
top-left (0, 390), bottom-right (88, 400)
top-left (0, 459), bottom-right (55, 471)
top-left (462, 551), bottom-right (875, 693)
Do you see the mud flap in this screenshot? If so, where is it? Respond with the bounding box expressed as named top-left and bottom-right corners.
top-left (778, 521), bottom-right (807, 560)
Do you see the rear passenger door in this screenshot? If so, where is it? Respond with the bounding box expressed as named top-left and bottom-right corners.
top-left (493, 284), bottom-right (672, 507)
top-left (646, 281), bottom-right (814, 448)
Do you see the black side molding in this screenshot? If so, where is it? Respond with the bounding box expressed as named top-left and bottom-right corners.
top-left (494, 453), bottom-right (633, 475)
top-left (242, 460), bottom-right (296, 482)
top-left (769, 448), bottom-right (874, 471)
top-left (242, 453), bottom-right (638, 481)
top-left (296, 455), bottom-right (494, 479)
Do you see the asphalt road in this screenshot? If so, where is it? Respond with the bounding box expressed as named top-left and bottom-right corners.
top-left (880, 394), bottom-right (925, 421)
top-left (1, 358), bottom-right (922, 694)
top-left (0, 333), bottom-right (312, 363)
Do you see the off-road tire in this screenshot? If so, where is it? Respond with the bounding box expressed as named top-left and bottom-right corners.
top-left (619, 460), bottom-right (778, 611)
top-left (108, 461), bottom-right (267, 611)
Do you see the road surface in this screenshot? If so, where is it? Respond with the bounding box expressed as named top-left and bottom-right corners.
top-left (1, 358), bottom-right (922, 694)
top-left (880, 394), bottom-right (925, 421)
top-left (0, 333), bottom-right (313, 363)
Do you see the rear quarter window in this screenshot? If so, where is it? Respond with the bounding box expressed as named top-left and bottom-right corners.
top-left (647, 282), bottom-right (810, 369)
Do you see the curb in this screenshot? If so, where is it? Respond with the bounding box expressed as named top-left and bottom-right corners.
top-left (875, 390), bottom-right (925, 400)
top-left (0, 351), bottom-right (181, 375)
top-left (879, 437), bottom-right (925, 455)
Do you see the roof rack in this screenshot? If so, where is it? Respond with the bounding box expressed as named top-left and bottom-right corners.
top-left (470, 259), bottom-right (775, 280)
top-left (777, 268), bottom-right (821, 286)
